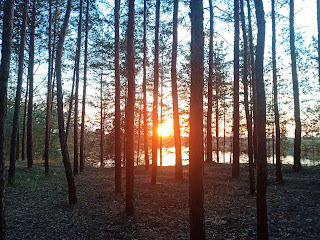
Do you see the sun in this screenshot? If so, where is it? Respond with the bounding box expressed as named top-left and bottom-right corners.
top-left (158, 121), bottom-right (173, 137)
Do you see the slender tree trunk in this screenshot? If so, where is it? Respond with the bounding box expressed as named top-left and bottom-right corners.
top-left (254, 0), bottom-right (268, 238)
top-left (289, 0), bottom-right (301, 172)
top-left (100, 74), bottom-right (104, 168)
top-left (126, 0), bottom-right (135, 216)
top-left (223, 88), bottom-right (226, 163)
top-left (66, 65), bottom-right (76, 139)
top-left (115, 0), bottom-right (122, 191)
top-left (189, 0), bottom-right (205, 238)
top-left (137, 96), bottom-right (142, 165)
top-left (171, 0), bottom-right (182, 178)
top-left (73, 0), bottom-right (83, 175)
top-left (8, 0), bottom-right (28, 184)
top-left (55, 0), bottom-right (77, 205)
top-left (246, 0), bottom-right (258, 164)
top-left (318, 0), bottom-right (320, 88)
top-left (22, 77), bottom-right (28, 161)
top-left (44, 0), bottom-right (52, 176)
top-left (215, 62), bottom-right (219, 163)
top-left (232, 0), bottom-right (240, 178)
top-left (151, 0), bottom-right (160, 185)
top-left (207, 0), bottom-right (213, 163)
top-left (160, 74), bottom-right (163, 167)
top-left (240, 0), bottom-right (254, 194)
top-left (0, 0), bottom-right (15, 236)
top-left (272, 0), bottom-right (282, 181)
top-left (27, 0), bottom-right (37, 169)
top-left (80, 0), bottom-right (89, 173)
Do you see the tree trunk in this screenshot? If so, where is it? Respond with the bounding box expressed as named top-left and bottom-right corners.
top-left (272, 0), bottom-right (282, 182)
top-left (74, 0), bottom-right (83, 175)
top-left (137, 96), bottom-right (142, 165)
top-left (318, 0), bottom-right (320, 88)
top-left (171, 0), bottom-right (182, 178)
top-left (80, 0), bottom-right (89, 173)
top-left (44, 0), bottom-right (52, 176)
top-left (160, 73), bottom-right (163, 167)
top-left (240, 0), bottom-right (254, 194)
top-left (55, 0), bottom-right (77, 205)
top-left (27, 0), bottom-right (37, 169)
top-left (289, 0), bottom-right (301, 172)
top-left (100, 74), bottom-right (104, 168)
top-left (151, 0), bottom-right (160, 185)
top-left (115, 0), bottom-right (122, 191)
top-left (189, 0), bottom-right (205, 238)
top-left (246, 0), bottom-right (258, 164)
top-left (8, 0), bottom-right (28, 184)
top-left (232, 0), bottom-right (240, 178)
top-left (207, 0), bottom-right (213, 163)
top-left (0, 0), bottom-right (15, 236)
top-left (253, 0), bottom-right (268, 238)
top-left (66, 64), bottom-right (76, 139)
top-left (22, 77), bottom-right (28, 161)
top-left (126, 0), bottom-right (135, 216)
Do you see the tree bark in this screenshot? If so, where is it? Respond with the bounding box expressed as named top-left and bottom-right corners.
top-left (44, 0), bottom-right (52, 176)
top-left (189, 0), bottom-right (205, 238)
top-left (22, 77), bottom-right (28, 161)
top-left (114, 0), bottom-right (122, 191)
top-left (8, 0), bottom-right (28, 184)
top-left (100, 74), bottom-right (104, 168)
top-left (74, 0), bottom-right (83, 175)
top-left (126, 0), bottom-right (135, 216)
top-left (80, 0), bottom-right (89, 173)
top-left (151, 0), bottom-right (160, 185)
top-left (254, 0), bottom-right (268, 238)
top-left (207, 0), bottom-right (213, 163)
top-left (272, 0), bottom-right (282, 181)
top-left (318, 0), bottom-right (320, 88)
top-left (55, 0), bottom-right (77, 205)
top-left (27, 0), bottom-right (37, 169)
top-left (0, 0), bottom-right (15, 236)
top-left (232, 0), bottom-right (240, 178)
top-left (171, 0), bottom-right (183, 178)
top-left (240, 0), bottom-right (254, 194)
top-left (289, 0), bottom-right (301, 172)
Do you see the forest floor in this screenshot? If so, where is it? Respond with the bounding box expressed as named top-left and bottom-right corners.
top-left (4, 161), bottom-right (320, 239)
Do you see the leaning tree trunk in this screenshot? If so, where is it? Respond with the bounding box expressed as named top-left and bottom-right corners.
top-left (44, 0), bottom-right (52, 176)
top-left (151, 0), bottom-right (160, 185)
top-left (80, 0), bottom-right (89, 173)
top-left (271, 0), bottom-right (282, 182)
top-left (289, 0), bottom-right (301, 172)
top-left (114, 0), bottom-right (122, 191)
top-left (189, 0), bottom-right (205, 238)
top-left (73, 0), bottom-right (83, 175)
top-left (27, 0), bottom-right (37, 169)
top-left (240, 0), bottom-right (254, 195)
top-left (207, 0), bottom-right (213, 163)
top-left (254, 0), bottom-right (268, 238)
top-left (126, 0), bottom-right (135, 216)
top-left (0, 0), bottom-right (15, 237)
top-left (232, 0), bottom-right (240, 178)
top-left (171, 0), bottom-right (183, 178)
top-left (8, 0), bottom-right (28, 184)
top-left (55, 0), bottom-right (77, 205)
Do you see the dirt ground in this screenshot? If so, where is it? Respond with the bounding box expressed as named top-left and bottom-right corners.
top-left (4, 161), bottom-right (320, 239)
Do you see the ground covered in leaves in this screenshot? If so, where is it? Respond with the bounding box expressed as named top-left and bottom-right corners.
top-left (4, 161), bottom-right (320, 239)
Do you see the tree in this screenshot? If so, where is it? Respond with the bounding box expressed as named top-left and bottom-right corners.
top-left (317, 0), bottom-right (320, 88)
top-left (126, 0), bottom-right (135, 216)
top-left (27, 0), bottom-right (37, 169)
top-left (74, 0), bottom-right (83, 175)
top-left (254, 0), bottom-right (268, 238)
top-left (289, 0), bottom-right (301, 172)
top-left (80, 0), bottom-right (89, 173)
top-left (8, 0), bottom-right (29, 184)
top-left (142, 0), bottom-right (149, 171)
top-left (271, 0), bottom-right (282, 182)
top-left (151, 0), bottom-right (160, 185)
top-left (240, 0), bottom-right (254, 194)
top-left (100, 74), bottom-right (104, 168)
top-left (115, 0), bottom-right (121, 192)
top-left (232, 0), bottom-right (240, 178)
top-left (189, 0), bottom-right (205, 238)
top-left (44, 0), bottom-right (52, 176)
top-left (206, 0), bottom-right (213, 163)
top-left (171, 0), bottom-right (183, 178)
top-left (55, 0), bottom-right (77, 205)
top-left (0, 0), bottom-right (15, 236)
